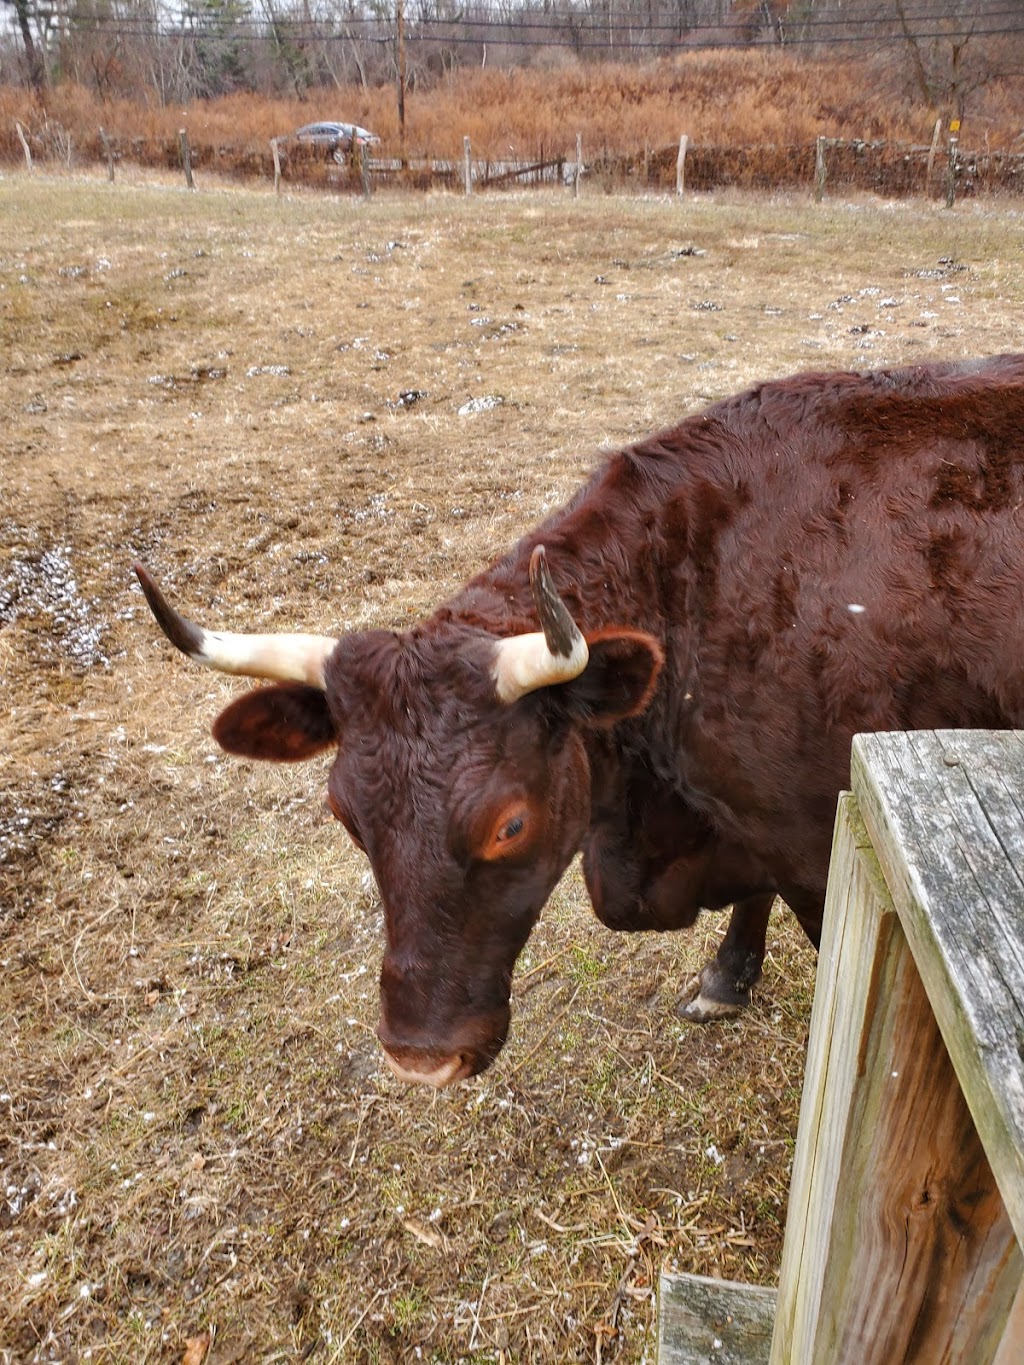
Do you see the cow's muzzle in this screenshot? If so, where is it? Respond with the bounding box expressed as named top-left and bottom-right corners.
top-left (381, 1049), bottom-right (476, 1088)
top-left (376, 1007), bottom-right (510, 1088)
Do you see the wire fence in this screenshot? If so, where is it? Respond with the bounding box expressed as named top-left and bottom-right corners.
top-left (4, 122), bottom-right (1024, 201)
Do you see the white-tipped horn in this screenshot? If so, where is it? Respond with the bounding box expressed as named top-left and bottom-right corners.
top-left (135, 564), bottom-right (337, 689)
top-left (492, 545), bottom-right (589, 704)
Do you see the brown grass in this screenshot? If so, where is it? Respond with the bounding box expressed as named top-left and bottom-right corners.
top-left (1, 48), bottom-right (1021, 172)
top-left (2, 174), bottom-right (1024, 1362)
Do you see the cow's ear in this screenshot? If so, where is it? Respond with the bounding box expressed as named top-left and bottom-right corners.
top-left (556, 629), bottom-right (663, 728)
top-left (211, 683), bottom-right (338, 761)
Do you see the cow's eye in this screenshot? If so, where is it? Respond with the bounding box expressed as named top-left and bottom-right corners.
top-left (481, 805), bottom-right (532, 860)
top-left (497, 815), bottom-right (525, 842)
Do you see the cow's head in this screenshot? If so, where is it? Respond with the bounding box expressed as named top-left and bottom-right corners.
top-left (135, 549), bottom-right (662, 1086)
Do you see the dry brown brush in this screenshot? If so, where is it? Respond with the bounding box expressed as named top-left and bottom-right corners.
top-left (1, 50), bottom-right (1021, 184)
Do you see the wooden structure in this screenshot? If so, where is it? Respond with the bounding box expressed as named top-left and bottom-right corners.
top-left (98, 126), bottom-right (116, 182)
top-left (660, 729), bottom-right (1024, 1364)
top-left (660, 1273), bottom-right (776, 1363)
top-left (270, 137), bottom-right (281, 195)
top-left (178, 128), bottom-right (195, 190)
top-left (676, 134), bottom-right (689, 198)
top-left (814, 135), bottom-right (828, 202)
top-left (15, 119), bottom-right (33, 172)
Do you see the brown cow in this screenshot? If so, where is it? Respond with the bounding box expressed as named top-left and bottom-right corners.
top-left (136, 355), bottom-right (1024, 1086)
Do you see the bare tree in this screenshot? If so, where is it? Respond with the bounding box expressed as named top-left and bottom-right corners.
top-left (3, 0), bottom-right (1023, 117)
top-left (805, 0), bottom-right (1024, 131)
top-left (3, 0), bottom-right (48, 88)
top-left (178, 0), bottom-right (254, 98)
top-left (892, 0), bottom-right (1008, 126)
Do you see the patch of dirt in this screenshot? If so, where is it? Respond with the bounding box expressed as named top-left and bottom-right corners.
top-left (2, 173), bottom-right (1022, 1362)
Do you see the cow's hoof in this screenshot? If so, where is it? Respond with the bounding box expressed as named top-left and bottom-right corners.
top-left (680, 983), bottom-right (747, 1022)
top-left (680, 961), bottom-right (756, 1023)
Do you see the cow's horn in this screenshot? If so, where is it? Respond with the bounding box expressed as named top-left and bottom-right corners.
top-left (134, 564), bottom-right (337, 689)
top-left (492, 546), bottom-right (589, 703)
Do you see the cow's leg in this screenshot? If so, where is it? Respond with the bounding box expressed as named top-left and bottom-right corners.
top-left (785, 896), bottom-right (823, 950)
top-left (681, 893), bottom-right (776, 1022)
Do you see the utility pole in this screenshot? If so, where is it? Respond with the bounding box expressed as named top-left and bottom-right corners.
top-left (396, 0), bottom-right (407, 169)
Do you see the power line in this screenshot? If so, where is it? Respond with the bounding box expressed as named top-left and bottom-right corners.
top-left (399, 4), bottom-right (1021, 31)
top-left (29, 0), bottom-right (1024, 34)
top-left (406, 23), bottom-right (1024, 46)
top-left (177, 0), bottom-right (1024, 25)
top-left (50, 22), bottom-right (1024, 51)
top-left (46, 7), bottom-right (1024, 46)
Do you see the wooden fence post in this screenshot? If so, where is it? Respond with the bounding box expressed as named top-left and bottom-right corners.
top-left (945, 131), bottom-right (959, 208)
top-left (99, 127), bottom-right (115, 182)
top-left (271, 137), bottom-right (281, 195)
top-left (771, 790), bottom-right (1022, 1364)
top-left (463, 135), bottom-right (472, 195)
top-left (179, 128), bottom-right (195, 190)
top-left (768, 731), bottom-right (1024, 1365)
top-left (15, 120), bottom-right (32, 173)
top-left (663, 730), bottom-right (1024, 1365)
top-left (675, 134), bottom-right (689, 197)
top-left (573, 132), bottom-right (582, 199)
top-left (814, 135), bottom-right (827, 202)
top-left (359, 139), bottom-right (372, 200)
top-left (926, 117), bottom-right (942, 194)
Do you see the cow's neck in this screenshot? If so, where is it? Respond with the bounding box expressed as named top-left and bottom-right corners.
top-left (441, 438), bottom-right (689, 640)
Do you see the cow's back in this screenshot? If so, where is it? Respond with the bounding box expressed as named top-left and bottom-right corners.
top-left (641, 356), bottom-right (1024, 896)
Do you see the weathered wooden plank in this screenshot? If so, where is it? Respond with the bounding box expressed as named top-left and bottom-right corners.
top-left (853, 730), bottom-right (1024, 1245)
top-left (659, 1272), bottom-right (776, 1364)
top-left (813, 910), bottom-right (1020, 1363)
top-left (771, 795), bottom-right (898, 1363)
top-left (993, 1275), bottom-right (1024, 1365)
top-left (770, 793), bottom-right (1022, 1363)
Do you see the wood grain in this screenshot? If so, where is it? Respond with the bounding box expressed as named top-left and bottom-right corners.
top-left (770, 789), bottom-right (1022, 1363)
top-left (672, 732), bottom-right (1024, 1365)
top-left (853, 730), bottom-right (1024, 1245)
top-left (660, 1272), bottom-right (776, 1364)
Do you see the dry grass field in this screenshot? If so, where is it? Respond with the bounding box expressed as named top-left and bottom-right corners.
top-left (2, 169), bottom-right (1023, 1363)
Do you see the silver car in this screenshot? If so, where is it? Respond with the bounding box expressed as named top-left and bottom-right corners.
top-left (293, 121), bottom-right (379, 161)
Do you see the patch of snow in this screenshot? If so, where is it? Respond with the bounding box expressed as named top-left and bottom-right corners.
top-left (458, 395), bottom-right (504, 417)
